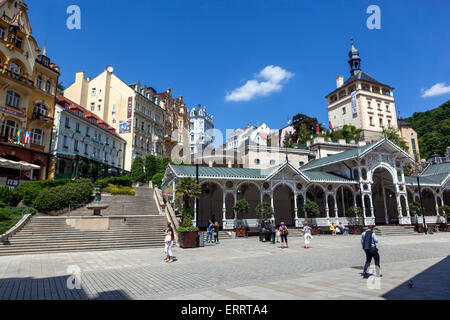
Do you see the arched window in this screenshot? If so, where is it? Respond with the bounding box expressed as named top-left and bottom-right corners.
top-left (31, 128), bottom-right (45, 146)
top-left (34, 103), bottom-right (49, 117)
top-left (1, 119), bottom-right (19, 138)
top-left (6, 90), bottom-right (20, 108)
top-left (36, 76), bottom-right (42, 89)
top-left (8, 61), bottom-right (22, 79)
top-left (45, 80), bottom-right (51, 93)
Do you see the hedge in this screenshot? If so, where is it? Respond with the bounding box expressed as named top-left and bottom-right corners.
top-left (32, 179), bottom-right (94, 213)
top-left (96, 177), bottom-right (133, 189)
top-left (0, 187), bottom-right (22, 207)
top-left (16, 179), bottom-right (71, 206)
top-left (152, 173), bottom-right (164, 188)
top-left (103, 184), bottom-right (135, 196)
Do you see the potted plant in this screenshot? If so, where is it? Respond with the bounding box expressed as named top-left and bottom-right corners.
top-left (408, 202), bottom-right (421, 225)
top-left (233, 199), bottom-right (249, 237)
top-left (409, 202), bottom-right (425, 232)
top-left (256, 202), bottom-right (274, 241)
top-left (175, 178), bottom-right (201, 248)
top-left (304, 199), bottom-right (320, 235)
top-left (347, 206), bottom-right (364, 234)
top-left (438, 205), bottom-right (450, 232)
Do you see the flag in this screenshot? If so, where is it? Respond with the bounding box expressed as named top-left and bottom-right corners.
top-left (329, 121), bottom-right (333, 130)
top-left (316, 124), bottom-right (320, 134)
top-left (17, 129), bottom-right (21, 142)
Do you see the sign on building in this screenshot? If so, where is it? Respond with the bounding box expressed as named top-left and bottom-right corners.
top-left (119, 120), bottom-right (131, 134)
top-left (351, 91), bottom-right (358, 117)
top-left (127, 97), bottom-right (133, 119)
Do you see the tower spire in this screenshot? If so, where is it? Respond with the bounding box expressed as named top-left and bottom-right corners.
top-left (348, 36), bottom-right (361, 76)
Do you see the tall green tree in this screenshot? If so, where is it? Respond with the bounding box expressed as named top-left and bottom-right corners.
top-left (175, 178), bottom-right (202, 229)
top-left (145, 155), bottom-right (158, 181)
top-left (130, 156), bottom-right (146, 183)
top-left (291, 113), bottom-right (323, 144)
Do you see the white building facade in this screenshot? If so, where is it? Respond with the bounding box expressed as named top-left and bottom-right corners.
top-left (189, 105), bottom-right (214, 154)
top-left (51, 94), bottom-right (126, 179)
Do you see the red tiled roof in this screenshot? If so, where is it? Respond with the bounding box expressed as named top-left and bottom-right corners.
top-left (157, 92), bottom-right (167, 99)
top-left (56, 94), bottom-right (124, 140)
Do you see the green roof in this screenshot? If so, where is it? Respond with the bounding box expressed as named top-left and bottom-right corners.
top-left (168, 164), bottom-right (355, 183)
top-left (169, 165), bottom-right (278, 180)
top-left (422, 162), bottom-right (450, 176)
top-left (405, 173), bottom-right (449, 186)
top-left (301, 141), bottom-right (377, 171)
top-left (303, 171), bottom-right (356, 183)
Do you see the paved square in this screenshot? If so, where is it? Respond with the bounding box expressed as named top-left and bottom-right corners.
top-left (0, 233), bottom-right (449, 300)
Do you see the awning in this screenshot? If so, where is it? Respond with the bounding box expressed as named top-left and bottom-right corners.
top-left (0, 157), bottom-right (40, 170)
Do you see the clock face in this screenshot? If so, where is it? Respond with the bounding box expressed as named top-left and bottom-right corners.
top-left (107, 66), bottom-right (114, 73)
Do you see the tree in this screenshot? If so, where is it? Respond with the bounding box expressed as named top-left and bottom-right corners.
top-left (157, 157), bottom-right (170, 174)
top-left (283, 133), bottom-right (295, 148)
top-left (233, 199), bottom-right (249, 226)
top-left (291, 113), bottom-right (323, 144)
top-left (57, 82), bottom-right (65, 95)
top-left (256, 202), bottom-right (274, 221)
top-left (409, 202), bottom-right (422, 216)
top-left (151, 173), bottom-right (164, 188)
top-left (322, 124), bottom-right (362, 142)
top-left (130, 156), bottom-right (146, 183)
top-left (404, 100), bottom-right (450, 159)
top-left (145, 155), bottom-right (158, 181)
top-left (304, 199), bottom-right (320, 218)
top-left (347, 206), bottom-right (364, 225)
top-left (384, 127), bottom-right (409, 153)
top-left (175, 178), bottom-right (201, 231)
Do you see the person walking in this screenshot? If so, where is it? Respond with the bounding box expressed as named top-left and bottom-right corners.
top-left (303, 221), bottom-right (313, 249)
top-left (206, 221), bottom-right (214, 244)
top-left (279, 222), bottom-right (288, 248)
top-left (361, 225), bottom-right (381, 278)
top-left (164, 222), bottom-right (174, 263)
top-left (270, 220), bottom-right (276, 244)
top-left (213, 221), bottom-right (220, 244)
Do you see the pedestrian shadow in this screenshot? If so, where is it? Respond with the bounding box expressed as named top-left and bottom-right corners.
top-left (0, 275), bottom-right (131, 300)
top-left (382, 255), bottom-right (450, 300)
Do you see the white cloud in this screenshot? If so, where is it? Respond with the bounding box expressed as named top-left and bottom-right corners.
top-left (225, 65), bottom-right (294, 102)
top-left (421, 82), bottom-right (450, 98)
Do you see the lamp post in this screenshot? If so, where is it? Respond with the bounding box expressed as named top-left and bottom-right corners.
top-left (415, 161), bottom-right (427, 234)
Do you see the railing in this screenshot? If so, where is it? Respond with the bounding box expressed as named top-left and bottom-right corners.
top-left (0, 214), bottom-right (32, 243)
top-left (153, 186), bottom-right (179, 245)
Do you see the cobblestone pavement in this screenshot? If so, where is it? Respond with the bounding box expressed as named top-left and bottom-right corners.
top-left (0, 234), bottom-right (449, 300)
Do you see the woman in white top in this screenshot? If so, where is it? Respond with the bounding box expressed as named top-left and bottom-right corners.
top-left (303, 221), bottom-right (313, 249)
top-left (164, 223), bottom-right (174, 263)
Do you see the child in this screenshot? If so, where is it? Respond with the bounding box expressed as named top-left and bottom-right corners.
top-left (303, 221), bottom-right (313, 249)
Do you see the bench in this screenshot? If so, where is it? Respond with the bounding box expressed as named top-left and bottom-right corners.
top-left (246, 227), bottom-right (261, 237)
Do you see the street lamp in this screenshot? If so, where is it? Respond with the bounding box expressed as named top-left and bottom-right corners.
top-left (415, 161), bottom-right (427, 234)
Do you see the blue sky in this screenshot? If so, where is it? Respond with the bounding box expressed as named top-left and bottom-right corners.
top-left (29, 0), bottom-right (450, 138)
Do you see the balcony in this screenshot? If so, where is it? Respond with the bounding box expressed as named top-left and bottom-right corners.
top-left (32, 110), bottom-right (52, 122)
top-left (2, 68), bottom-right (34, 87)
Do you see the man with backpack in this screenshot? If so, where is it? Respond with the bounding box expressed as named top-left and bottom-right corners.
top-left (279, 222), bottom-right (288, 248)
top-left (361, 225), bottom-right (381, 278)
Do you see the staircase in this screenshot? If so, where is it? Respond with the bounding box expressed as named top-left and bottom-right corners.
top-left (374, 225), bottom-right (418, 236)
top-left (0, 186), bottom-right (169, 256)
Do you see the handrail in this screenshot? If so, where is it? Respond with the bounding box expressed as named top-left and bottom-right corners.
top-left (0, 214), bottom-right (32, 243)
top-left (153, 186), bottom-right (179, 245)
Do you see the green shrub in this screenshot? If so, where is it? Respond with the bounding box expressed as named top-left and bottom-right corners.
top-left (438, 205), bottom-right (450, 218)
top-left (304, 199), bottom-right (320, 217)
top-left (32, 179), bottom-right (93, 213)
top-left (103, 184), bottom-right (135, 195)
top-left (152, 173), bottom-right (164, 188)
top-left (16, 179), bottom-right (71, 206)
top-left (0, 187), bottom-right (22, 207)
top-left (409, 202), bottom-right (422, 216)
top-left (96, 177), bottom-right (133, 189)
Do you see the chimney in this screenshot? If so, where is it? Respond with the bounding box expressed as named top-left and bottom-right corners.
top-left (336, 76), bottom-right (344, 88)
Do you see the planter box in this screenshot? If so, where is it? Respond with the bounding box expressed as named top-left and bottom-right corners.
top-left (349, 226), bottom-right (363, 234)
top-left (310, 226), bottom-right (319, 235)
top-left (179, 231), bottom-right (198, 248)
top-left (235, 227), bottom-right (246, 237)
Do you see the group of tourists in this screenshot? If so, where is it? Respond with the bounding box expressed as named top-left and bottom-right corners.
top-left (329, 221), bottom-right (350, 236)
top-left (163, 217), bottom-right (382, 278)
top-left (206, 215), bottom-right (220, 244)
top-left (267, 221), bottom-right (314, 249)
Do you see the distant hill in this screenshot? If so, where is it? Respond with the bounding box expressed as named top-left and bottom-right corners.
top-left (404, 100), bottom-right (450, 160)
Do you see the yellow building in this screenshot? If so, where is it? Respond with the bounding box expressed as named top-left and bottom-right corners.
top-left (64, 70), bottom-right (166, 171)
top-left (0, 0), bottom-right (59, 184)
top-left (398, 119), bottom-right (420, 160)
